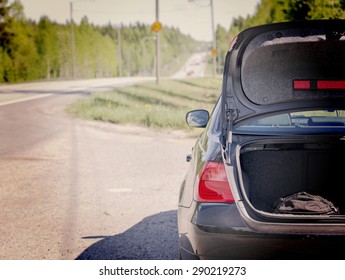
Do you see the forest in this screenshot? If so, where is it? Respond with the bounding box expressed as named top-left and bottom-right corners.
top-left (0, 0), bottom-right (197, 83)
top-left (2, 0), bottom-right (345, 83)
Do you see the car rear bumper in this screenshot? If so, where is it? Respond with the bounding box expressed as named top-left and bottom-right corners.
top-left (179, 203), bottom-right (345, 260)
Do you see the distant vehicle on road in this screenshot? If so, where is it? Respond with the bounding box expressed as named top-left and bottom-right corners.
top-left (171, 52), bottom-right (207, 79)
top-left (178, 20), bottom-right (345, 259)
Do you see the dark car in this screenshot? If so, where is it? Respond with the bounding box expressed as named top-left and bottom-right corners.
top-left (178, 20), bottom-right (345, 260)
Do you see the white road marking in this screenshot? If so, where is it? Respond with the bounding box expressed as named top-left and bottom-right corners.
top-left (0, 94), bottom-right (53, 107)
top-left (108, 188), bottom-right (133, 193)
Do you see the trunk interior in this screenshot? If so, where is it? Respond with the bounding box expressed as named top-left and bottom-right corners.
top-left (240, 140), bottom-right (345, 216)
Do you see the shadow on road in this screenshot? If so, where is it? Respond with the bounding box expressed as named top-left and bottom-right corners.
top-left (76, 210), bottom-right (179, 260)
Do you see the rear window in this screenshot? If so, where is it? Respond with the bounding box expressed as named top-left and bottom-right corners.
top-left (235, 110), bottom-right (345, 134)
top-left (241, 29), bottom-right (345, 105)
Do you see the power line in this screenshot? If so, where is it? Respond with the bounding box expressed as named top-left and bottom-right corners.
top-left (74, 5), bottom-right (208, 15)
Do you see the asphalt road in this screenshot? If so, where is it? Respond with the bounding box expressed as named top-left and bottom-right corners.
top-left (0, 77), bottom-right (197, 260)
top-left (171, 52), bottom-right (208, 79)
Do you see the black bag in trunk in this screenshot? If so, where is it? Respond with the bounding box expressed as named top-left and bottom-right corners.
top-left (273, 192), bottom-right (339, 215)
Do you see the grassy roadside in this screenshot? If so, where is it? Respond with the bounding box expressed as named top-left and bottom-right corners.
top-left (66, 77), bottom-right (222, 133)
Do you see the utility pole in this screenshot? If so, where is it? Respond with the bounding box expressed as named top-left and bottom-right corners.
top-left (188, 0), bottom-right (217, 77)
top-left (155, 0), bottom-right (160, 84)
top-left (117, 27), bottom-right (123, 77)
top-left (151, 0), bottom-right (162, 83)
top-left (210, 0), bottom-right (216, 77)
top-left (70, 1), bottom-right (76, 79)
top-left (141, 36), bottom-right (156, 76)
top-left (70, 0), bottom-right (94, 79)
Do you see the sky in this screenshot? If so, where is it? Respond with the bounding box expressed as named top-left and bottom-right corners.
top-left (15, 0), bottom-right (259, 41)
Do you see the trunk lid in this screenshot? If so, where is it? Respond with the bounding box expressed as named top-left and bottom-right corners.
top-left (221, 20), bottom-right (345, 128)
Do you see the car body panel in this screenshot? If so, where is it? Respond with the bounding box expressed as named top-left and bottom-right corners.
top-left (179, 201), bottom-right (345, 260)
top-left (178, 20), bottom-right (345, 260)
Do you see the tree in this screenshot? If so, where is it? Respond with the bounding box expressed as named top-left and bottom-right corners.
top-left (283, 0), bottom-right (310, 20)
top-left (214, 0), bottom-right (345, 72)
top-left (35, 16), bottom-right (60, 79)
top-left (0, 0), bottom-right (14, 50)
top-left (0, 0), bottom-right (198, 82)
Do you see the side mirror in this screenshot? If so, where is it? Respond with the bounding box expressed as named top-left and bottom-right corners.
top-left (186, 109), bottom-right (209, 128)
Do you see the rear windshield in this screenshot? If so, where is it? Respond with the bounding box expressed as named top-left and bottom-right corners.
top-left (241, 29), bottom-right (345, 105)
top-left (235, 110), bottom-right (345, 134)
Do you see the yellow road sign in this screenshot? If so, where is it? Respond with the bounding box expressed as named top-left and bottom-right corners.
top-left (151, 21), bottom-right (163, 32)
top-left (211, 48), bottom-right (217, 57)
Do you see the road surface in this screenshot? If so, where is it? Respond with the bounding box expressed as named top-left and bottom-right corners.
top-left (0, 77), bottom-right (197, 259)
top-left (171, 52), bottom-right (208, 79)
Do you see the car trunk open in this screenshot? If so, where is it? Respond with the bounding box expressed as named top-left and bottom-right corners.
top-left (222, 20), bottom-right (345, 129)
top-left (239, 139), bottom-right (345, 217)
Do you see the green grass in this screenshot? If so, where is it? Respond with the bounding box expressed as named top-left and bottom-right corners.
top-left (66, 77), bottom-right (222, 132)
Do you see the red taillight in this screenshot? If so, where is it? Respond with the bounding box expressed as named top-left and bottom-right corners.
top-left (317, 80), bottom-right (345, 89)
top-left (196, 161), bottom-right (235, 203)
top-left (293, 79), bottom-right (345, 90)
top-left (293, 80), bottom-right (311, 90)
